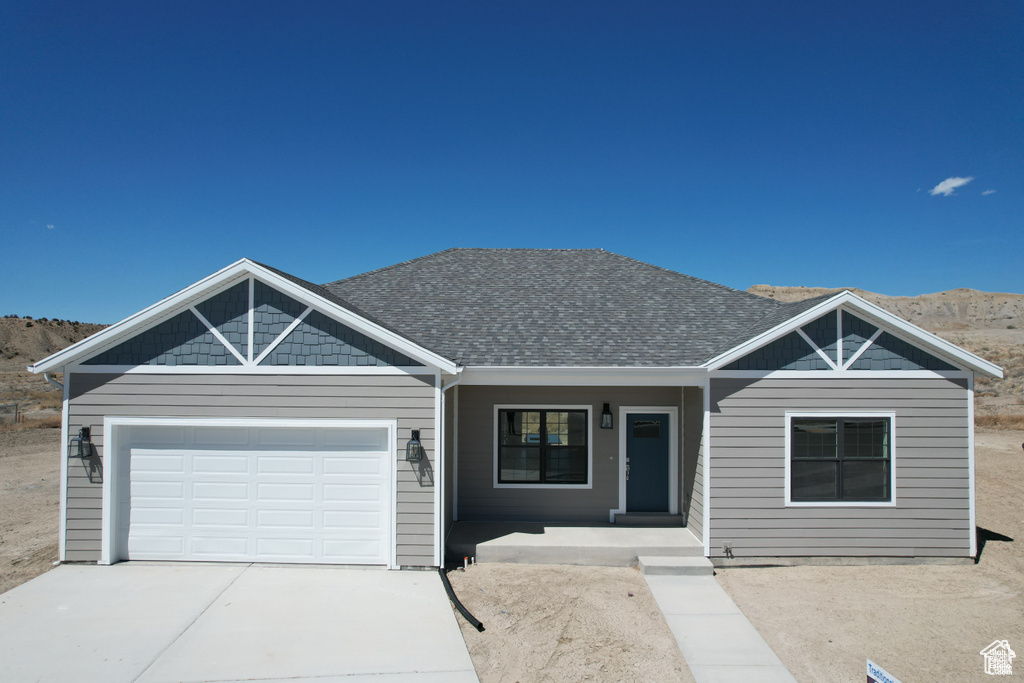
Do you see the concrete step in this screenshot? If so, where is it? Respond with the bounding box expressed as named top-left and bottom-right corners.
top-left (638, 555), bottom-right (715, 576)
top-left (613, 513), bottom-right (683, 527)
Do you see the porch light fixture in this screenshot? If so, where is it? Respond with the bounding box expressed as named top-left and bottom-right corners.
top-left (406, 430), bottom-right (424, 461)
top-left (601, 403), bottom-right (613, 429)
top-left (69, 426), bottom-right (93, 459)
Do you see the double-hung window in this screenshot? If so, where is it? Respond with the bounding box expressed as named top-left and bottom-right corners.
top-left (496, 408), bottom-right (589, 485)
top-left (787, 413), bottom-right (894, 504)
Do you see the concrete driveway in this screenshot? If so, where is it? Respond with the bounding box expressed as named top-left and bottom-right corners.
top-left (0, 563), bottom-right (478, 683)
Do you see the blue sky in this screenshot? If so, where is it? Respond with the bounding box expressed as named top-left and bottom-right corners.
top-left (2, 1), bottom-right (1021, 323)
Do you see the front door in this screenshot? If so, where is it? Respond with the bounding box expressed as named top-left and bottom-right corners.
top-left (625, 413), bottom-right (670, 512)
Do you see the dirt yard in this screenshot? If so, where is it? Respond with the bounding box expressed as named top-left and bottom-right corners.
top-left (1, 427), bottom-right (1021, 682)
top-left (0, 427), bottom-right (60, 594)
top-left (715, 429), bottom-right (1024, 682)
top-left (448, 563), bottom-right (695, 682)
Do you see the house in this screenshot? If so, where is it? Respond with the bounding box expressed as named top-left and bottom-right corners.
top-left (29, 249), bottom-right (1002, 568)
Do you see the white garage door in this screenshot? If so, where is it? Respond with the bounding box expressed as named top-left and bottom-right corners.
top-left (121, 421), bottom-right (393, 565)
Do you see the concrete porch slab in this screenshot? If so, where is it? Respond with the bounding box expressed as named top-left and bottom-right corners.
top-left (447, 522), bottom-right (703, 566)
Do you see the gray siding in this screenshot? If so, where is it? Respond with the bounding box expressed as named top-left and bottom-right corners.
top-left (65, 372), bottom-right (437, 567)
top-left (456, 386), bottom-right (683, 523)
top-left (84, 310), bottom-right (240, 366)
top-left (725, 310), bottom-right (956, 372)
top-left (708, 377), bottom-right (972, 558)
top-left (261, 309), bottom-right (423, 367)
top-left (682, 386), bottom-right (704, 542)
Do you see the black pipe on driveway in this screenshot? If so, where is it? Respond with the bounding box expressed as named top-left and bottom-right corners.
top-left (438, 567), bottom-right (485, 632)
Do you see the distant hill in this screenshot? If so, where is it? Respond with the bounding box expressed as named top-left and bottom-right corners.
top-left (746, 286), bottom-right (1024, 332)
top-left (0, 317), bottom-right (107, 371)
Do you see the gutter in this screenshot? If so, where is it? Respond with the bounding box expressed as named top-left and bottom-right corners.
top-left (43, 372), bottom-right (64, 391)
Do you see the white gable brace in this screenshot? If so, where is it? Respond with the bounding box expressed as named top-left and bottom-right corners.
top-left (29, 258), bottom-right (458, 375)
top-left (704, 291), bottom-right (1003, 379)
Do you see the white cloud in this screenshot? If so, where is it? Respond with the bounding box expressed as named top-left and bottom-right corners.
top-left (46, 224), bottom-right (54, 229)
top-left (929, 176), bottom-right (974, 196)
top-left (982, 189), bottom-right (996, 195)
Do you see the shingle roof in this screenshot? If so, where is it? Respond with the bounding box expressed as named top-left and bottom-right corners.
top-left (319, 248), bottom-right (821, 367)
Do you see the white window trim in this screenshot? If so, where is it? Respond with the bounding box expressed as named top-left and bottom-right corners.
top-left (492, 404), bottom-right (593, 490)
top-left (100, 416), bottom-right (399, 569)
top-left (784, 411), bottom-right (897, 508)
top-left (610, 406), bottom-right (679, 522)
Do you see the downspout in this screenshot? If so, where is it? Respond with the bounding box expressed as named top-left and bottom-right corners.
top-left (43, 372), bottom-right (64, 391)
top-left (440, 371), bottom-right (464, 565)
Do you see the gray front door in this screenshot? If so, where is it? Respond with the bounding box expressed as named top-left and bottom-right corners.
top-left (626, 413), bottom-right (670, 512)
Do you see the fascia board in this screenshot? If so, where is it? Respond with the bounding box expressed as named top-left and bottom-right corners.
top-left (461, 365), bottom-right (707, 386)
top-left (242, 262), bottom-right (458, 374)
top-left (30, 258), bottom-right (459, 375)
top-left (704, 291), bottom-right (1004, 378)
top-left (838, 294), bottom-right (1002, 378)
top-left (703, 293), bottom-right (849, 371)
top-left (29, 260), bottom-right (253, 374)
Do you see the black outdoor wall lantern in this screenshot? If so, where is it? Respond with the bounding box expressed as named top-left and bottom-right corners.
top-left (601, 403), bottom-right (614, 429)
top-left (69, 426), bottom-right (93, 459)
top-left (406, 429), bottom-right (424, 461)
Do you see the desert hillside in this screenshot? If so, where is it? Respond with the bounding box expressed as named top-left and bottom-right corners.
top-left (747, 285), bottom-right (1024, 331)
top-left (0, 317), bottom-right (107, 417)
top-left (747, 286), bottom-right (1023, 425)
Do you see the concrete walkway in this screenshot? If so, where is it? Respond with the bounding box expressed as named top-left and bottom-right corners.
top-left (0, 563), bottom-right (478, 683)
top-left (644, 574), bottom-right (797, 683)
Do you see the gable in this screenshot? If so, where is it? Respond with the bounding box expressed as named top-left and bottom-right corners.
top-left (81, 278), bottom-right (423, 369)
top-left (724, 309), bottom-right (956, 372)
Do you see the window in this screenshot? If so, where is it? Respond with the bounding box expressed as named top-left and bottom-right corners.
top-left (788, 414), bottom-right (893, 504)
top-left (497, 408), bottom-right (589, 485)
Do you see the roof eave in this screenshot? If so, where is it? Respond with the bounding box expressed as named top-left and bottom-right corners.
top-left (30, 259), bottom-right (459, 376)
top-left (704, 291), bottom-right (1004, 378)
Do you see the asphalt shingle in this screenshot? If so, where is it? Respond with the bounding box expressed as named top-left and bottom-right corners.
top-left (309, 248), bottom-right (823, 367)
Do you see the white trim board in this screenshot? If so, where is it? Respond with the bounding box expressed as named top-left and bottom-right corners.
top-left (492, 404), bottom-right (594, 490)
top-left (30, 259), bottom-right (458, 375)
top-left (463, 366), bottom-right (706, 386)
top-left (967, 375), bottom-right (977, 558)
top-left (100, 416), bottom-right (400, 569)
top-left (783, 411), bottom-right (898, 508)
top-left (610, 406), bottom-right (679, 522)
top-left (58, 375), bottom-right (70, 562)
top-left (704, 292), bottom-right (1002, 378)
top-left (67, 364), bottom-right (431, 376)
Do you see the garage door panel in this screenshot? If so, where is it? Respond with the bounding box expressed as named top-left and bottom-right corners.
top-left (321, 429), bottom-right (388, 450)
top-left (254, 428), bottom-right (317, 448)
top-left (193, 508), bottom-right (249, 528)
top-left (191, 426), bottom-right (251, 448)
top-left (126, 423), bottom-right (392, 565)
top-left (258, 509), bottom-right (315, 529)
top-left (193, 453), bottom-right (250, 474)
top-left (193, 481), bottom-right (250, 501)
top-left (132, 453), bottom-right (186, 473)
top-left (323, 483), bottom-right (382, 503)
top-left (323, 538), bottom-right (382, 561)
top-left (191, 536), bottom-right (249, 557)
top-left (258, 482), bottom-right (315, 502)
top-left (132, 481), bottom-right (185, 499)
top-left (257, 538), bottom-right (315, 558)
top-left (131, 534), bottom-right (185, 555)
top-left (323, 510), bottom-right (382, 530)
top-left (258, 455), bottom-right (315, 475)
top-left (132, 508), bottom-right (185, 525)
top-left (323, 454), bottom-right (383, 475)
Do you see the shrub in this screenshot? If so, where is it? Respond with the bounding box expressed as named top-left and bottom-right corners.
top-left (24, 321), bottom-right (33, 328)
